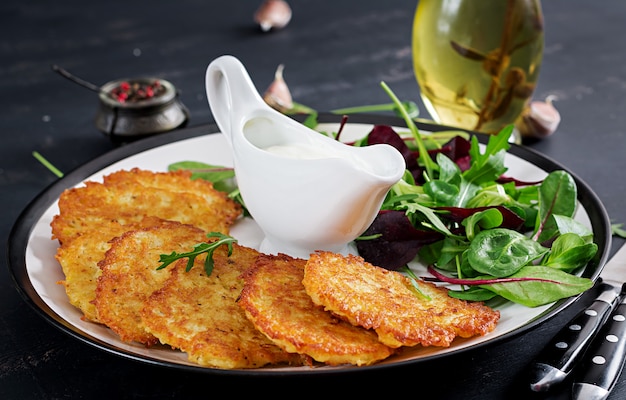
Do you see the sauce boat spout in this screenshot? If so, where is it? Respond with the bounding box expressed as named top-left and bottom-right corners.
top-left (205, 55), bottom-right (406, 259)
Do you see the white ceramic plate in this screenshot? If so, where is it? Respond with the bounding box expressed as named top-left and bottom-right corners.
top-left (8, 115), bottom-right (611, 375)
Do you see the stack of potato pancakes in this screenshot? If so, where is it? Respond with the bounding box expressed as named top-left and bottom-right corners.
top-left (52, 168), bottom-right (500, 369)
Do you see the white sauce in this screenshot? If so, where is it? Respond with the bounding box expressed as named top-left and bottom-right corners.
top-left (262, 142), bottom-right (375, 172)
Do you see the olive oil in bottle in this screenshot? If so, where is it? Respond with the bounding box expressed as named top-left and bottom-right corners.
top-left (412, 0), bottom-right (544, 139)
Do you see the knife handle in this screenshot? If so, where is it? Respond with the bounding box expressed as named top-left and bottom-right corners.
top-left (572, 300), bottom-right (626, 400)
top-left (529, 286), bottom-right (617, 392)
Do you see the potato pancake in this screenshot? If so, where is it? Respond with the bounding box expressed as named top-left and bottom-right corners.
top-left (141, 244), bottom-right (305, 369)
top-left (51, 168), bottom-right (241, 246)
top-left (302, 251), bottom-right (500, 348)
top-left (94, 222), bottom-right (208, 346)
top-left (52, 168), bottom-right (239, 324)
top-left (55, 216), bottom-right (169, 322)
top-left (239, 253), bottom-right (395, 366)
top-left (102, 168), bottom-right (224, 204)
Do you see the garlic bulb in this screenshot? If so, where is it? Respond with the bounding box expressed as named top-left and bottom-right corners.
top-left (516, 95), bottom-right (561, 139)
top-left (263, 64), bottom-right (294, 113)
top-left (254, 0), bottom-right (292, 32)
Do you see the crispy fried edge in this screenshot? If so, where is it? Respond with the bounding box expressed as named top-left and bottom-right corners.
top-left (94, 222), bottom-right (207, 346)
top-left (239, 253), bottom-right (395, 366)
top-left (303, 251), bottom-right (500, 348)
top-left (141, 244), bottom-right (306, 369)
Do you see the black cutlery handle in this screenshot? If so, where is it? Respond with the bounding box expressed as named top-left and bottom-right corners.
top-left (529, 286), bottom-right (617, 392)
top-left (572, 301), bottom-right (626, 400)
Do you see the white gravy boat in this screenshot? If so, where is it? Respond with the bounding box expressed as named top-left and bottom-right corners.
top-left (205, 55), bottom-right (405, 258)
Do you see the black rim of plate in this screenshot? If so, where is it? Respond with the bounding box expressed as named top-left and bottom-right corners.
top-left (7, 113), bottom-right (612, 376)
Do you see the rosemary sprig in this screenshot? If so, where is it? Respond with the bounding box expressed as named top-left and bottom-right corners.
top-left (157, 232), bottom-right (237, 276)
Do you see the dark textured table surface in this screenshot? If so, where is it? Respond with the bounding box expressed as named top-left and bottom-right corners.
top-left (3, 1), bottom-right (626, 398)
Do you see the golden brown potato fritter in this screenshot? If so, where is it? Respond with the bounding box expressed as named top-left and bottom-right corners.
top-left (51, 168), bottom-right (503, 370)
top-left (52, 168), bottom-right (241, 323)
top-left (302, 251), bottom-right (500, 348)
top-left (51, 168), bottom-right (241, 246)
top-left (55, 216), bottom-right (170, 322)
top-left (95, 222), bottom-right (208, 346)
top-left (239, 253), bottom-right (395, 366)
top-left (141, 244), bottom-right (305, 369)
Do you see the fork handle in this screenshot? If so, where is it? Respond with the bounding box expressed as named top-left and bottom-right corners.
top-left (529, 284), bottom-right (618, 392)
top-left (572, 300), bottom-right (626, 400)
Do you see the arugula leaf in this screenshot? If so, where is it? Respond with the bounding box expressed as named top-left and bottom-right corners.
top-left (435, 237), bottom-right (469, 272)
top-left (423, 153), bottom-right (461, 206)
top-left (464, 128), bottom-right (510, 182)
top-left (404, 203), bottom-right (456, 236)
top-left (169, 84), bottom-right (598, 308)
top-left (157, 232), bottom-right (237, 276)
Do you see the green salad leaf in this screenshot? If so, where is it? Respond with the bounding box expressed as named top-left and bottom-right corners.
top-left (166, 82), bottom-right (600, 309)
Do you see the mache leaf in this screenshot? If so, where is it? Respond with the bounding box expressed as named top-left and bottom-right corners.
top-left (468, 228), bottom-right (548, 277)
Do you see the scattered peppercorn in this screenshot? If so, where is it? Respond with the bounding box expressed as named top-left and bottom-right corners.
top-left (109, 80), bottom-right (166, 103)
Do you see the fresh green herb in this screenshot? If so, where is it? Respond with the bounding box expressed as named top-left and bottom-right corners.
top-left (286, 99), bottom-right (420, 121)
top-left (32, 151), bottom-right (64, 178)
top-left (374, 82), bottom-right (597, 307)
top-left (380, 81), bottom-right (438, 180)
top-left (428, 264), bottom-right (592, 307)
top-left (331, 101), bottom-right (419, 119)
top-left (383, 86), bottom-right (597, 307)
top-left (288, 101), bottom-right (318, 116)
top-left (301, 111), bottom-right (319, 129)
top-left (401, 266), bottom-right (432, 300)
top-left (532, 170), bottom-right (578, 243)
top-left (157, 232), bottom-right (237, 276)
top-left (467, 228), bottom-right (549, 277)
top-left (168, 161), bottom-right (235, 193)
top-left (167, 161), bottom-right (249, 216)
top-left (167, 84), bottom-right (599, 308)
top-left (612, 223), bottom-right (626, 239)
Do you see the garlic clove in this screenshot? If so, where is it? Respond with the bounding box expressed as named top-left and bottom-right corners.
top-left (254, 0), bottom-right (292, 32)
top-left (263, 64), bottom-right (294, 113)
top-left (516, 95), bottom-right (561, 139)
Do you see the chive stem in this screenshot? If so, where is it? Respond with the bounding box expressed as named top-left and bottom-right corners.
top-left (32, 151), bottom-right (64, 178)
top-left (380, 81), bottom-right (437, 179)
top-left (331, 103), bottom-right (397, 115)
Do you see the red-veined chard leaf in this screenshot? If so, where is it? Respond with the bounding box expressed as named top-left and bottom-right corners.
top-left (477, 265), bottom-right (593, 307)
top-left (436, 205), bottom-right (525, 231)
top-left (533, 170), bottom-right (577, 243)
